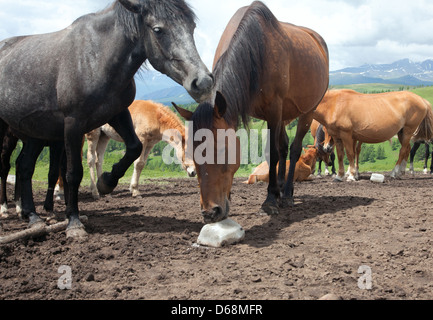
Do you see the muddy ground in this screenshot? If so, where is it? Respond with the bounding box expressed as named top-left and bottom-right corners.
top-left (0, 172), bottom-right (432, 301)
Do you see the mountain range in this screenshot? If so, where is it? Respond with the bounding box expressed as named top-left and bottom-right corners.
top-left (330, 59), bottom-right (433, 86)
top-left (134, 59), bottom-right (433, 106)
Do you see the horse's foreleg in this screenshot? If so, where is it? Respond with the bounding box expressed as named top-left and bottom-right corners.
top-left (63, 118), bottom-right (86, 238)
top-left (97, 109), bottom-right (142, 195)
top-left (330, 151), bottom-right (337, 175)
top-left (282, 113), bottom-right (313, 205)
top-left (340, 133), bottom-right (356, 181)
top-left (317, 159), bottom-right (323, 176)
top-left (334, 139), bottom-right (345, 182)
top-left (260, 122), bottom-right (280, 215)
top-left (16, 139), bottom-right (45, 227)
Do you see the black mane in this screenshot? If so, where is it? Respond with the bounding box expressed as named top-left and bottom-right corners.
top-left (212, 1), bottom-right (285, 129)
top-left (113, 0), bottom-right (196, 42)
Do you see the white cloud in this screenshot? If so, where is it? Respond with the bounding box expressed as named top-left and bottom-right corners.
top-left (1, 0), bottom-right (433, 71)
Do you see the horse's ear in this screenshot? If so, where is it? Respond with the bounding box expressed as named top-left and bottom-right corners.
top-left (118, 0), bottom-right (142, 13)
top-left (214, 91), bottom-right (227, 119)
top-left (172, 102), bottom-right (193, 121)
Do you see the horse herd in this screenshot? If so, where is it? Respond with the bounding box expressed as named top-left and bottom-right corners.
top-left (0, 0), bottom-right (432, 241)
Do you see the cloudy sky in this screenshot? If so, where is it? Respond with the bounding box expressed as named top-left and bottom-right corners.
top-left (1, 0), bottom-right (433, 71)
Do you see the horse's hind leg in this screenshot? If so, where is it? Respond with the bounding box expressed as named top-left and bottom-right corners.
top-left (391, 130), bottom-right (412, 179)
top-left (409, 141), bottom-right (421, 175)
top-left (16, 139), bottom-right (45, 227)
top-left (130, 144), bottom-right (152, 198)
top-left (277, 126), bottom-right (289, 195)
top-left (0, 129), bottom-right (18, 218)
top-left (426, 144), bottom-right (433, 174)
top-left (260, 121), bottom-right (281, 215)
top-left (282, 113), bottom-right (313, 206)
top-left (43, 141), bottom-right (64, 212)
top-left (424, 142), bottom-right (429, 174)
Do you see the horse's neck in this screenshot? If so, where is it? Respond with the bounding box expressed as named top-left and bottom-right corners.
top-left (84, 7), bottom-right (146, 87)
top-left (158, 110), bottom-right (185, 148)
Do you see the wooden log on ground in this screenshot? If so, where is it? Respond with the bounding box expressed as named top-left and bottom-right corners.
top-left (0, 216), bottom-right (88, 245)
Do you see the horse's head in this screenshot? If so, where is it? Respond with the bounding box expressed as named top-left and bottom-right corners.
top-left (173, 92), bottom-right (240, 223)
top-left (315, 124), bottom-right (334, 165)
top-left (118, 0), bottom-right (214, 102)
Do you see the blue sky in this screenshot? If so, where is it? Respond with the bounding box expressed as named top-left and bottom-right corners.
top-left (1, 0), bottom-right (433, 71)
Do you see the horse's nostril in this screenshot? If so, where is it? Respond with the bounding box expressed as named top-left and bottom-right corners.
top-left (191, 73), bottom-right (214, 92)
top-left (213, 206), bottom-right (222, 217)
top-left (191, 78), bottom-right (199, 91)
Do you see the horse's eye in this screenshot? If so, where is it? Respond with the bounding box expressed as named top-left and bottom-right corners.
top-left (153, 27), bottom-right (162, 34)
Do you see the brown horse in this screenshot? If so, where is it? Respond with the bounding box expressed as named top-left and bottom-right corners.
top-left (174, 1), bottom-right (329, 222)
top-left (313, 89), bottom-right (433, 181)
top-left (85, 100), bottom-right (195, 199)
top-left (244, 147), bottom-right (318, 184)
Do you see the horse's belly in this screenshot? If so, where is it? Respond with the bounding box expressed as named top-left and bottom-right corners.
top-left (352, 128), bottom-right (396, 144)
top-left (16, 110), bottom-right (65, 140)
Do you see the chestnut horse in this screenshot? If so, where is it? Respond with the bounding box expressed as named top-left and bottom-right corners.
top-left (244, 147), bottom-right (318, 184)
top-left (174, 1), bottom-right (329, 222)
top-left (0, 1), bottom-right (213, 238)
top-left (86, 100), bottom-right (195, 199)
top-left (313, 89), bottom-right (433, 181)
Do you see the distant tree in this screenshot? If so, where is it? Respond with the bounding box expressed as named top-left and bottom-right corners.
top-left (360, 144), bottom-right (376, 163)
top-left (391, 139), bottom-right (400, 151)
top-left (376, 145), bottom-right (386, 160)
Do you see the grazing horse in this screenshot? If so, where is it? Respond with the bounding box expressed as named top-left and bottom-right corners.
top-left (0, 0), bottom-right (213, 238)
top-left (310, 119), bottom-right (336, 176)
top-left (86, 100), bottom-right (196, 199)
top-left (174, 1), bottom-right (329, 222)
top-left (244, 147), bottom-right (318, 184)
top-left (409, 140), bottom-right (433, 174)
top-left (313, 89), bottom-right (433, 181)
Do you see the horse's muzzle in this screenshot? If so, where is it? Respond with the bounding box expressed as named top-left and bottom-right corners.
top-left (186, 72), bottom-right (214, 102)
top-left (201, 203), bottom-right (228, 224)
top-left (187, 166), bottom-right (196, 177)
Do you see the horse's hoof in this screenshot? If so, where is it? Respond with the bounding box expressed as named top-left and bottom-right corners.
top-left (333, 177), bottom-right (343, 182)
top-left (66, 226), bottom-right (88, 240)
top-left (279, 196), bottom-right (294, 208)
top-left (28, 213), bottom-right (45, 228)
top-left (97, 173), bottom-right (117, 195)
top-left (259, 203), bottom-right (280, 215)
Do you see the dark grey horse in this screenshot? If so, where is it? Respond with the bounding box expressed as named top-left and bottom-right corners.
top-left (0, 0), bottom-right (214, 238)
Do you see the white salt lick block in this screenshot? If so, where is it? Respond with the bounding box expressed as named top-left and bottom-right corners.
top-left (197, 219), bottom-right (245, 247)
top-left (370, 173), bottom-right (385, 183)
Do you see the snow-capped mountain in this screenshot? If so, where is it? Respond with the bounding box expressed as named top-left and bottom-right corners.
top-left (330, 59), bottom-right (433, 86)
